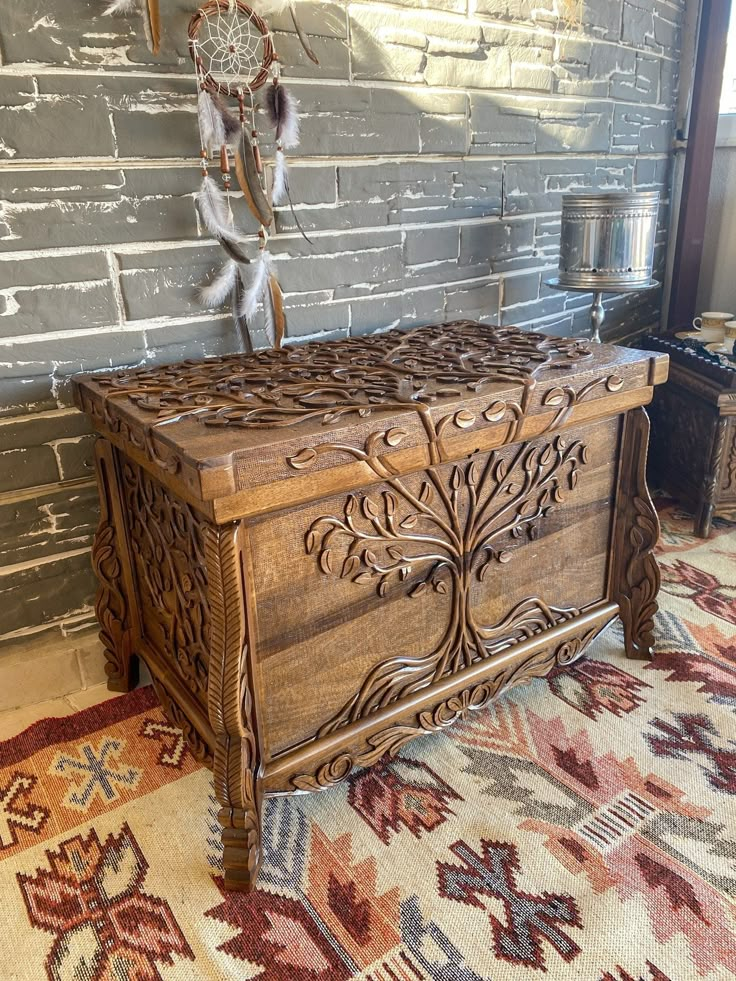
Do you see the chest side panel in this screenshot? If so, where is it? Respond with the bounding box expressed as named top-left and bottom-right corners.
top-left (247, 414), bottom-right (620, 760)
top-left (119, 456), bottom-right (212, 712)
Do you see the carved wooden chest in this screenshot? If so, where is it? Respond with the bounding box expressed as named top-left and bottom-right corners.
top-left (639, 335), bottom-right (736, 537)
top-left (73, 321), bottom-right (668, 891)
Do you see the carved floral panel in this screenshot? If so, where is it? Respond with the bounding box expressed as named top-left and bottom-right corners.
top-left (120, 459), bottom-right (211, 708)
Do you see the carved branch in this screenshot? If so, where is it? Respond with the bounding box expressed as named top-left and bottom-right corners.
top-left (294, 627), bottom-right (598, 793)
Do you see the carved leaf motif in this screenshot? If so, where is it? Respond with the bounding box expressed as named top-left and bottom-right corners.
top-left (484, 401), bottom-right (507, 422)
top-left (400, 514), bottom-right (418, 529)
top-left (606, 375), bottom-right (624, 392)
top-left (419, 482), bottom-right (433, 505)
top-left (385, 428), bottom-right (407, 447)
top-left (319, 550), bottom-right (333, 574)
top-left (342, 555), bottom-right (360, 578)
top-left (288, 447), bottom-right (318, 469)
top-left (410, 581), bottom-right (428, 598)
top-left (454, 409), bottom-right (476, 429)
top-left (543, 387), bottom-right (566, 406)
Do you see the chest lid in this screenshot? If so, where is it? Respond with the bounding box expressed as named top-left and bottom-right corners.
top-left (73, 321), bottom-right (667, 516)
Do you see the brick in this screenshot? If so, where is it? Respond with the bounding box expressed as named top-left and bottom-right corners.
top-left (0, 280), bottom-right (118, 338)
top-left (612, 104), bottom-right (674, 153)
top-left (106, 76), bottom-right (198, 160)
top-left (0, 253), bottom-right (110, 289)
top-left (283, 295), bottom-right (350, 337)
top-left (404, 226), bottom-right (459, 265)
top-left (0, 76), bottom-right (115, 159)
top-left (0, 550), bottom-right (96, 637)
top-left (470, 95), bottom-right (537, 153)
top-left (501, 271), bottom-right (566, 325)
top-left (0, 167), bottom-right (200, 253)
top-left (459, 219), bottom-right (537, 274)
top-left (445, 279), bottom-right (500, 323)
top-left (142, 317), bottom-right (249, 363)
top-left (272, 229), bottom-right (404, 296)
top-left (0, 482), bottom-right (98, 566)
top-left (118, 244), bottom-right (222, 321)
top-left (503, 157), bottom-right (636, 215)
top-left (536, 102), bottom-right (613, 154)
top-left (0, 410), bottom-right (92, 492)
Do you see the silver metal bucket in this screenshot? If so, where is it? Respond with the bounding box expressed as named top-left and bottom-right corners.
top-left (557, 191), bottom-right (659, 290)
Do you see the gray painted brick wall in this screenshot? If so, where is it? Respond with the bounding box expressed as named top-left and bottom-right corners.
top-left (0, 0), bottom-right (683, 647)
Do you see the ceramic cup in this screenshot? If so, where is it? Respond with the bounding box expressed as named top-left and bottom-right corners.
top-left (725, 320), bottom-right (736, 341)
top-left (693, 311), bottom-right (732, 335)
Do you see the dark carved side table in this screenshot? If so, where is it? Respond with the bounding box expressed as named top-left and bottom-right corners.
top-left (73, 321), bottom-right (668, 891)
top-left (639, 335), bottom-right (736, 537)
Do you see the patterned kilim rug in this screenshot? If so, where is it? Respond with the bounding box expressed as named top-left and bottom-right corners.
top-left (1, 498), bottom-right (735, 980)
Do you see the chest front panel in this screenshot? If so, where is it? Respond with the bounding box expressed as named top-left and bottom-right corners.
top-left (247, 414), bottom-right (620, 760)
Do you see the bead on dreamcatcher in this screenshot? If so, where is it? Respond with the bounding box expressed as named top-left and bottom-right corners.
top-left (189, 0), bottom-right (309, 351)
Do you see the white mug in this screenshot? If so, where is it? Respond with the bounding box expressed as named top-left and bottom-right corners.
top-left (693, 311), bottom-right (732, 332)
top-left (725, 320), bottom-right (736, 340)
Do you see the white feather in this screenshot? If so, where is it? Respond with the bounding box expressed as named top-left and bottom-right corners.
top-left (278, 90), bottom-right (300, 149)
top-left (263, 279), bottom-right (278, 348)
top-left (272, 149), bottom-right (289, 206)
top-left (239, 251), bottom-right (272, 321)
top-left (196, 176), bottom-right (245, 242)
top-left (199, 260), bottom-right (238, 308)
top-left (103, 0), bottom-right (137, 14)
top-left (198, 90), bottom-right (226, 152)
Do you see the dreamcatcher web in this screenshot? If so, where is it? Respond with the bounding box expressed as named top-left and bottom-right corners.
top-left (194, 4), bottom-right (270, 91)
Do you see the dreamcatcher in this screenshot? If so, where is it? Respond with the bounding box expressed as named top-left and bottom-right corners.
top-left (189, 0), bottom-right (314, 351)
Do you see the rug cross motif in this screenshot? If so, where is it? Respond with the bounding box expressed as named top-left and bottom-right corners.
top-left (50, 739), bottom-right (141, 810)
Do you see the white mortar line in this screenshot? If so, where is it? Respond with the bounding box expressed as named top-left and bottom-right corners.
top-left (0, 545), bottom-right (91, 577)
top-left (0, 406), bottom-right (81, 426)
top-left (0, 150), bottom-right (674, 172)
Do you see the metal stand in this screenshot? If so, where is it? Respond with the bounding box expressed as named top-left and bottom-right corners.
top-left (544, 279), bottom-right (659, 345)
top-left (590, 291), bottom-right (605, 344)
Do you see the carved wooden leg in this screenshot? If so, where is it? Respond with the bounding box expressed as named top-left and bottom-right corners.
top-left (91, 439), bottom-right (139, 692)
top-left (206, 521), bottom-right (263, 891)
top-left (612, 408), bottom-right (661, 660)
top-left (694, 418), bottom-right (727, 539)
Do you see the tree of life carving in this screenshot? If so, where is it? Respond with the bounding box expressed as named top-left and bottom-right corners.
top-left (307, 433), bottom-right (589, 735)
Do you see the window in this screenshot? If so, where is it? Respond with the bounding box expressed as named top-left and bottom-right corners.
top-left (717, 7), bottom-right (736, 143)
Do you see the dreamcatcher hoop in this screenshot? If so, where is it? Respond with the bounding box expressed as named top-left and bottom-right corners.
top-left (189, 0), bottom-right (276, 96)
